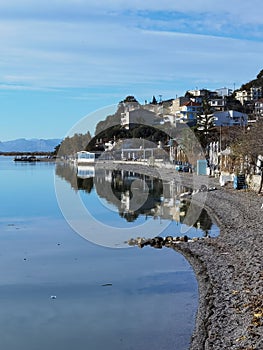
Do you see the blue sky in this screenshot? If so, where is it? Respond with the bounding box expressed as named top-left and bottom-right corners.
top-left (1, 0), bottom-right (263, 141)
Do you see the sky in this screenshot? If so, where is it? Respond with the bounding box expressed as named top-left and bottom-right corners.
top-left (1, 0), bottom-right (263, 141)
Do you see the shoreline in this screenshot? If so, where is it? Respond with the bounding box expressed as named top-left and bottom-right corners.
top-left (177, 186), bottom-right (263, 350)
top-left (95, 162), bottom-right (263, 349)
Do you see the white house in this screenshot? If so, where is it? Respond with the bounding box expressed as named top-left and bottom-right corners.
top-left (213, 110), bottom-right (248, 126)
top-left (215, 87), bottom-right (233, 97)
top-left (121, 108), bottom-right (157, 129)
top-left (235, 87), bottom-right (262, 105)
top-left (179, 101), bottom-right (202, 123)
top-left (209, 97), bottom-right (226, 111)
top-left (162, 114), bottom-right (177, 125)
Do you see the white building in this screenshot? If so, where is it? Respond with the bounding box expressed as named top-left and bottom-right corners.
top-left (213, 110), bottom-right (248, 126)
top-left (77, 151), bottom-right (96, 164)
top-left (235, 87), bottom-right (262, 105)
top-left (209, 97), bottom-right (226, 111)
top-left (179, 101), bottom-right (202, 123)
top-left (121, 108), bottom-right (157, 129)
top-left (162, 114), bottom-right (177, 125)
top-left (215, 87), bottom-right (233, 97)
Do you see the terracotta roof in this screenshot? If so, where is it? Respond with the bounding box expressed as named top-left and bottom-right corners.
top-left (182, 101), bottom-right (201, 107)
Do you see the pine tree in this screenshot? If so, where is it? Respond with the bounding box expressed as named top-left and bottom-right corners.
top-left (196, 98), bottom-right (215, 148)
top-left (151, 96), bottom-right (157, 104)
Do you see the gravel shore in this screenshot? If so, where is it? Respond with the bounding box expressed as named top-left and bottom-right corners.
top-left (96, 162), bottom-right (263, 350)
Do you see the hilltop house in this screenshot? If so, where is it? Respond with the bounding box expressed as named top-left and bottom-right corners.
top-left (215, 87), bottom-right (233, 97)
top-left (121, 108), bottom-right (157, 129)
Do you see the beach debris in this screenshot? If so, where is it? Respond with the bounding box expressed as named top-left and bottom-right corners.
top-left (200, 185), bottom-right (208, 192)
top-left (253, 312), bottom-right (262, 318)
top-left (232, 290), bottom-right (239, 295)
top-left (235, 335), bottom-right (247, 342)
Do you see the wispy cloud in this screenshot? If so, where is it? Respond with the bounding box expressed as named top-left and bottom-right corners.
top-left (1, 1), bottom-right (262, 25)
top-left (0, 1), bottom-right (262, 94)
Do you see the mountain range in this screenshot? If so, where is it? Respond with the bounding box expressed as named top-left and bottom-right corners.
top-left (0, 138), bottom-right (61, 152)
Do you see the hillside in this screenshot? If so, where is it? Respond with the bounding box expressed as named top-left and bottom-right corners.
top-left (240, 69), bottom-right (263, 90)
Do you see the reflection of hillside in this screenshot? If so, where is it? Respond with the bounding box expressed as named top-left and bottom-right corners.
top-left (55, 164), bottom-right (213, 234)
top-left (94, 170), bottom-right (163, 221)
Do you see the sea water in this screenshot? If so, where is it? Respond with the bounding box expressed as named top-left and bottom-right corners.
top-left (0, 156), bottom-right (219, 350)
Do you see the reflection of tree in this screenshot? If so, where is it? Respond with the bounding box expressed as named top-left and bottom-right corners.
top-left (77, 177), bottom-right (94, 193)
top-left (119, 211), bottom-right (139, 222)
top-left (182, 200), bottom-right (213, 236)
top-left (196, 208), bottom-right (213, 237)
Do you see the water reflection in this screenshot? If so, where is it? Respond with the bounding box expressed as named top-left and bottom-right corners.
top-left (56, 163), bottom-right (215, 236)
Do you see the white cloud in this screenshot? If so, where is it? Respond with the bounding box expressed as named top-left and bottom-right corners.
top-left (0, 2), bottom-right (262, 95)
top-left (0, 0), bottom-right (263, 25)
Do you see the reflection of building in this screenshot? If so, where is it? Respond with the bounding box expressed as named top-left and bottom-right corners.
top-left (77, 165), bottom-right (95, 179)
top-left (56, 163), bottom-right (213, 234)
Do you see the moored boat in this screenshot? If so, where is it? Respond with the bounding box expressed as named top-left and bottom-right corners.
top-left (14, 156), bottom-right (39, 162)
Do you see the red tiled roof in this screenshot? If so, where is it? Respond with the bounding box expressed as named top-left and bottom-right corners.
top-left (182, 101), bottom-right (201, 107)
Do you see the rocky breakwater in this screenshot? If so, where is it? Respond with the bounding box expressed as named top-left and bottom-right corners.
top-left (128, 185), bottom-right (262, 350)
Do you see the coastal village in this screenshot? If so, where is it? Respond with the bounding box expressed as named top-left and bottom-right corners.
top-left (2, 2), bottom-right (263, 350)
top-left (57, 69), bottom-right (263, 195)
top-left (3, 73), bottom-right (263, 350)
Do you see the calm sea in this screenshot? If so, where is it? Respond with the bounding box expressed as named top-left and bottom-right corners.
top-left (0, 156), bottom-right (218, 350)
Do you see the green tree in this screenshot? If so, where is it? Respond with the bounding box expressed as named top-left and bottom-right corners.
top-left (57, 132), bottom-right (92, 156)
top-left (123, 96), bottom-right (138, 103)
top-left (151, 96), bottom-right (158, 104)
top-left (196, 98), bottom-right (216, 149)
top-left (257, 69), bottom-right (263, 79)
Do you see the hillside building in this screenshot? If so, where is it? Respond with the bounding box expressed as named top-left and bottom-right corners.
top-left (213, 110), bottom-right (248, 127)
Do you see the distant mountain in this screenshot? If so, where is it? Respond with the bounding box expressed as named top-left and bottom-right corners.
top-left (0, 138), bottom-right (61, 152)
